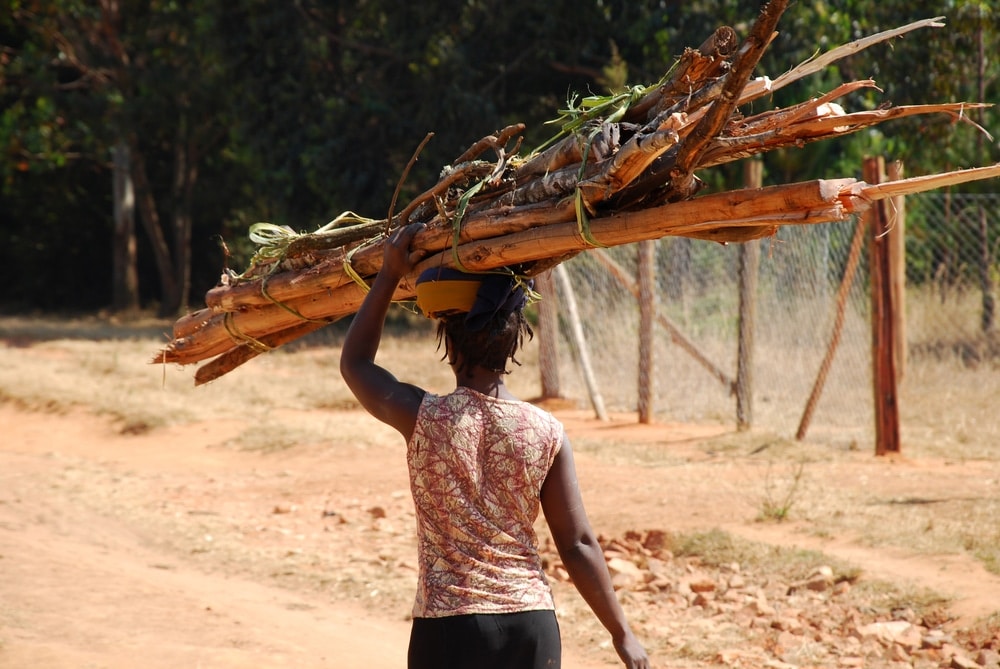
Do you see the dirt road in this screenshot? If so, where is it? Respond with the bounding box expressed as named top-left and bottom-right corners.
top-left (3, 401), bottom-right (1000, 668)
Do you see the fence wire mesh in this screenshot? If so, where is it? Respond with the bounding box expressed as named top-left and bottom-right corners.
top-left (550, 192), bottom-right (999, 453)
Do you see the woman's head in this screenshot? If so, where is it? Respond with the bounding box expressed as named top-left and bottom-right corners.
top-left (414, 266), bottom-right (534, 375)
top-left (436, 308), bottom-right (533, 375)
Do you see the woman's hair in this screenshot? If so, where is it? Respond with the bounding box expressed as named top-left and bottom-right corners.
top-left (436, 309), bottom-right (533, 375)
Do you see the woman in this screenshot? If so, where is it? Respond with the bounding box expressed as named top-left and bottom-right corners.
top-left (340, 223), bottom-right (649, 669)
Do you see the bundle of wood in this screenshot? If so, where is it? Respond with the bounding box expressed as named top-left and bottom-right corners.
top-left (157, 1), bottom-right (998, 385)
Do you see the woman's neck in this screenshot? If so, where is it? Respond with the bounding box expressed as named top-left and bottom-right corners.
top-left (455, 367), bottom-right (516, 400)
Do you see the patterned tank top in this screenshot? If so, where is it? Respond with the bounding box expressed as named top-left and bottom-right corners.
top-left (406, 386), bottom-right (564, 618)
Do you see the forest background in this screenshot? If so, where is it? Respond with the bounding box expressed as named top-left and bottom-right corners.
top-left (0, 0), bottom-right (997, 317)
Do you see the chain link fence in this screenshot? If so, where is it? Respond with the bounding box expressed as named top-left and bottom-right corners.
top-left (906, 193), bottom-right (999, 363)
top-left (548, 192), bottom-right (1000, 453)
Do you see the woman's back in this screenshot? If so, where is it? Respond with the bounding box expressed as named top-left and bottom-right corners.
top-left (408, 387), bottom-right (563, 617)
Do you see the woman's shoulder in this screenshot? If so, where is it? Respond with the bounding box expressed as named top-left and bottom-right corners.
top-left (516, 398), bottom-right (565, 434)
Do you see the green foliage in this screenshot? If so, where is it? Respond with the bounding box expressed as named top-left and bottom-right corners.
top-left (1, 0), bottom-right (996, 311)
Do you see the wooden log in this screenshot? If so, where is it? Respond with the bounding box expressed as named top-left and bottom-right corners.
top-left (156, 178), bottom-right (863, 366)
top-left (201, 200), bottom-right (577, 316)
top-left (155, 8), bottom-right (1000, 383)
top-left (198, 175), bottom-right (854, 326)
top-left (625, 25), bottom-right (739, 124)
top-left (161, 164), bottom-right (1000, 371)
top-left (588, 112), bottom-right (691, 199)
top-left (192, 100), bottom-right (991, 338)
top-left (699, 102), bottom-right (991, 168)
top-left (860, 163), bottom-right (1000, 201)
top-left (193, 320), bottom-right (331, 386)
top-left (760, 17), bottom-right (946, 103)
top-left (665, 0), bottom-right (788, 196)
top-left (516, 123), bottom-right (620, 178)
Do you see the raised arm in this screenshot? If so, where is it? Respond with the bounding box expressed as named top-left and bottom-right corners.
top-left (540, 436), bottom-right (650, 669)
top-left (339, 224), bottom-right (426, 441)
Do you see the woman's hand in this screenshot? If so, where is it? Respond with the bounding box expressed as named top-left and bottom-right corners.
top-left (614, 630), bottom-right (650, 669)
top-left (381, 223), bottom-right (424, 281)
top-left (541, 440), bottom-right (651, 669)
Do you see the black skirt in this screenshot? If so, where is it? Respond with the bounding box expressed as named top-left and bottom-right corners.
top-left (408, 609), bottom-right (561, 669)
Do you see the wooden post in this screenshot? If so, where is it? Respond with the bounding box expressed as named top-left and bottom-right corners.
top-left (736, 159), bottom-right (762, 430)
top-left (974, 5), bottom-right (995, 336)
top-left (979, 204), bottom-right (996, 334)
top-left (886, 160), bottom-right (907, 382)
top-left (864, 156), bottom-right (901, 456)
top-left (554, 264), bottom-right (609, 421)
top-left (535, 270), bottom-right (562, 400)
top-left (637, 241), bottom-right (656, 424)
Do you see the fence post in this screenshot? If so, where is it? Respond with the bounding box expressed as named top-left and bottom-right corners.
top-left (864, 156), bottom-right (901, 456)
top-left (638, 241), bottom-right (656, 424)
top-left (535, 270), bottom-right (562, 400)
top-left (736, 159), bottom-right (762, 430)
top-left (979, 203), bottom-right (996, 334)
top-left (555, 264), bottom-right (609, 421)
top-left (887, 160), bottom-right (907, 382)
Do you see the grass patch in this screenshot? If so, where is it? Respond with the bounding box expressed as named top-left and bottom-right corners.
top-left (222, 422), bottom-right (322, 453)
top-left (757, 460), bottom-right (806, 522)
top-left (667, 528), bottom-right (861, 584)
top-left (966, 534), bottom-right (1000, 577)
top-left (849, 579), bottom-right (952, 624)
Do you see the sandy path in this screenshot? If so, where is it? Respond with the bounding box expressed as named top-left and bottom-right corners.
top-left (0, 406), bottom-right (614, 669)
top-left (0, 431), bottom-right (412, 669)
top-left (0, 489), bottom-right (410, 668)
top-left (2, 403), bottom-right (1000, 668)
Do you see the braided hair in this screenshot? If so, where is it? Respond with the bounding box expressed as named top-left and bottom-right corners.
top-left (436, 308), bottom-right (533, 375)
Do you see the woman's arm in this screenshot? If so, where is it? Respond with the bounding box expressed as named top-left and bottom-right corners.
top-left (540, 436), bottom-right (650, 669)
top-left (339, 224), bottom-right (426, 441)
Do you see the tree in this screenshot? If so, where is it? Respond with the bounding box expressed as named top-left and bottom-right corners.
top-left (2, 0), bottom-right (239, 316)
top-left (1, 1), bottom-right (118, 310)
top-left (1, 0), bottom-right (995, 314)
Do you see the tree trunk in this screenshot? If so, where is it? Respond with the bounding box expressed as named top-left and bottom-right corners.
top-left (129, 135), bottom-right (179, 316)
top-left (111, 140), bottom-right (139, 312)
top-left (171, 128), bottom-right (198, 315)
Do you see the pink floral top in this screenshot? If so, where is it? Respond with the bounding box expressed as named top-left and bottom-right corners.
top-left (407, 386), bottom-right (564, 618)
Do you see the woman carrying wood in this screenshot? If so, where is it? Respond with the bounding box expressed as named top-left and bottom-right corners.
top-left (340, 223), bottom-right (649, 669)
